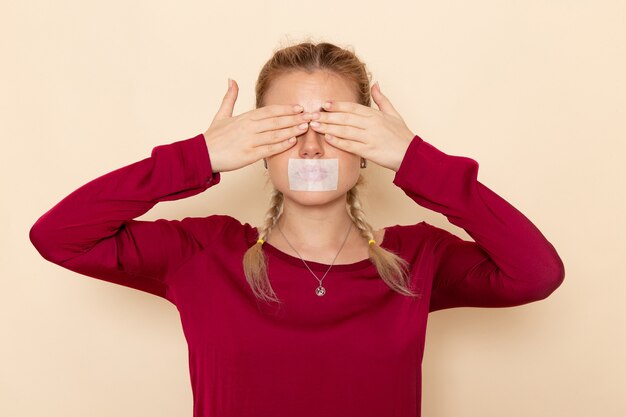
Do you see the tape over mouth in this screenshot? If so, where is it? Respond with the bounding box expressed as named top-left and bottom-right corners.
top-left (288, 158), bottom-right (339, 191)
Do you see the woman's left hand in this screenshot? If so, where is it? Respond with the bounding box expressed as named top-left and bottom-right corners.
top-left (309, 81), bottom-right (416, 172)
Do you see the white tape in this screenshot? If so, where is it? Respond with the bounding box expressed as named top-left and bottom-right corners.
top-left (288, 158), bottom-right (339, 191)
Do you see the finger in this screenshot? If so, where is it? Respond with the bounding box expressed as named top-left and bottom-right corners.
top-left (213, 78), bottom-right (239, 121)
top-left (257, 135), bottom-right (298, 159)
top-left (321, 100), bottom-right (371, 117)
top-left (322, 132), bottom-right (364, 155)
top-left (250, 103), bottom-right (304, 121)
top-left (371, 81), bottom-right (401, 118)
top-left (254, 110), bottom-right (312, 134)
top-left (313, 108), bottom-right (370, 130)
top-left (309, 121), bottom-right (368, 144)
top-left (254, 123), bottom-right (309, 148)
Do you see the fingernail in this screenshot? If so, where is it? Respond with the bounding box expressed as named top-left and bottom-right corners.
top-left (228, 78), bottom-right (232, 89)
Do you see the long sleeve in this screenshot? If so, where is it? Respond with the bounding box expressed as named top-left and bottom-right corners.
top-left (29, 132), bottom-right (222, 303)
top-left (392, 134), bottom-right (565, 311)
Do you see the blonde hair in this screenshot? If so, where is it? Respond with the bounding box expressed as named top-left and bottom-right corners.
top-left (242, 39), bottom-right (419, 304)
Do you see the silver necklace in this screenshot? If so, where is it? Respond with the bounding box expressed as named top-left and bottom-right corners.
top-left (276, 221), bottom-right (353, 296)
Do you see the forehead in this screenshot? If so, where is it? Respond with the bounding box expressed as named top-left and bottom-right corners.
top-left (263, 71), bottom-right (357, 112)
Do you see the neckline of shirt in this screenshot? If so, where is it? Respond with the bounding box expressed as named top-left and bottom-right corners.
top-left (251, 226), bottom-right (394, 272)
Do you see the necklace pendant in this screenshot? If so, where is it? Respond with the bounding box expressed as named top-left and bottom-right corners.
top-left (315, 285), bottom-right (326, 296)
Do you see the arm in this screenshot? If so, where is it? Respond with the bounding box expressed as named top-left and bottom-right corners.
top-left (29, 133), bottom-right (221, 303)
top-left (391, 135), bottom-right (565, 311)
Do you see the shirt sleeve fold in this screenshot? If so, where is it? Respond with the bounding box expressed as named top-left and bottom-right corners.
top-left (29, 132), bottom-right (221, 302)
top-left (391, 134), bottom-right (565, 311)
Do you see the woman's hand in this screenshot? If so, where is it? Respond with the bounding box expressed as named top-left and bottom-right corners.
top-left (203, 79), bottom-right (313, 173)
top-left (309, 82), bottom-right (416, 172)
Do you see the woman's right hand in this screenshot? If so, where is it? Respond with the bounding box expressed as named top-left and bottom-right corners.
top-left (203, 78), bottom-right (313, 173)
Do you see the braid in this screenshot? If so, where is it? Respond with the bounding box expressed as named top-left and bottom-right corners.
top-left (344, 176), bottom-right (417, 298)
top-left (242, 188), bottom-right (284, 304)
top-left (258, 189), bottom-right (284, 244)
top-left (346, 182), bottom-right (376, 244)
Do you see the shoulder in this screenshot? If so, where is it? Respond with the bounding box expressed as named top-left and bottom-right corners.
top-left (177, 214), bottom-right (252, 248)
top-left (386, 221), bottom-right (432, 240)
top-left (386, 221), bottom-right (455, 251)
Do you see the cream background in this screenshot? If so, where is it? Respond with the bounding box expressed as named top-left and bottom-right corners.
top-left (2, 1), bottom-right (624, 416)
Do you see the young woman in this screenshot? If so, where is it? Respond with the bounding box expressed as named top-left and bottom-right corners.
top-left (29, 41), bottom-right (565, 417)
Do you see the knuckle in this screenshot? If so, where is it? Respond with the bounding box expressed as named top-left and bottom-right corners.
top-left (267, 141), bottom-right (278, 154)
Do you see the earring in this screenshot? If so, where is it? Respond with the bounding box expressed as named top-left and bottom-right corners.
top-left (360, 158), bottom-right (367, 168)
top-left (263, 159), bottom-right (267, 169)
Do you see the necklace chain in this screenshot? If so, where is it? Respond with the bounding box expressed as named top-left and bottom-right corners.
top-left (276, 221), bottom-right (353, 296)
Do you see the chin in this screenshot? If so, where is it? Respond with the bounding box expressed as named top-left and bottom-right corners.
top-left (282, 189), bottom-right (347, 205)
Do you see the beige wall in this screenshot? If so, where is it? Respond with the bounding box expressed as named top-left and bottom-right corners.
top-left (3, 1), bottom-right (624, 416)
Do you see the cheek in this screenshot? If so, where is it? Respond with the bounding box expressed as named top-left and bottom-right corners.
top-left (337, 161), bottom-right (360, 185)
top-left (268, 165), bottom-right (288, 184)
top-left (267, 153), bottom-right (289, 172)
top-left (266, 160), bottom-right (291, 189)
top-left (343, 167), bottom-right (361, 183)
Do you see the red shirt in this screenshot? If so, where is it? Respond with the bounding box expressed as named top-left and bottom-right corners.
top-left (29, 132), bottom-right (565, 417)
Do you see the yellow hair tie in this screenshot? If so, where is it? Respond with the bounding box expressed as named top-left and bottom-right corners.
top-left (368, 239), bottom-right (376, 245)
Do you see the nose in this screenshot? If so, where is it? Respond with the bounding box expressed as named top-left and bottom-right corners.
top-left (296, 123), bottom-right (326, 158)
